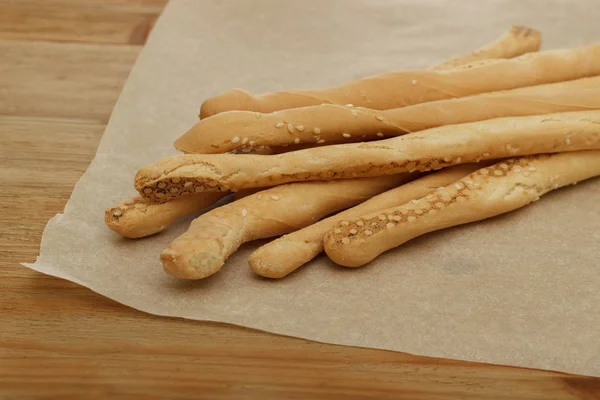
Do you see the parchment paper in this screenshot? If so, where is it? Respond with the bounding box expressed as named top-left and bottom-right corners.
top-left (24, 0), bottom-right (600, 376)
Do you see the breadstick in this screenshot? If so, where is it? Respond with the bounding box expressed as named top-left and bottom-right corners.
top-left (135, 111), bottom-right (600, 201)
top-left (249, 164), bottom-right (480, 278)
top-left (104, 193), bottom-right (226, 239)
top-left (161, 174), bottom-right (415, 279)
top-left (182, 26), bottom-right (542, 154)
top-left (323, 151), bottom-right (600, 267)
top-left (177, 77), bottom-right (600, 154)
top-left (198, 42), bottom-right (600, 118)
top-left (430, 25), bottom-right (540, 70)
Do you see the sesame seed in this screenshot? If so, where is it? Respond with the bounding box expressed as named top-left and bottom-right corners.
top-left (376, 116), bottom-right (385, 121)
top-left (386, 215), bottom-right (394, 220)
top-left (334, 228), bottom-right (342, 234)
top-left (172, 177), bottom-right (181, 184)
top-left (409, 169), bottom-right (417, 173)
top-left (415, 209), bottom-right (423, 215)
top-left (346, 103), bottom-right (354, 107)
top-left (232, 136), bottom-right (240, 143)
top-left (443, 157), bottom-right (451, 162)
top-left (294, 138), bottom-right (300, 144)
top-left (411, 79), bottom-right (418, 85)
top-left (342, 133), bottom-right (352, 138)
top-left (376, 132), bottom-right (384, 137)
top-left (349, 229), bottom-right (358, 235)
top-left (454, 157), bottom-right (462, 163)
top-left (270, 195), bottom-right (280, 200)
top-left (411, 199), bottom-right (419, 204)
top-left (242, 137), bottom-right (249, 144)
top-left (371, 221), bottom-right (379, 227)
top-left (295, 125), bottom-right (305, 131)
top-left (157, 182), bottom-right (166, 189)
top-left (170, 187), bottom-right (179, 193)
top-left (500, 163), bottom-right (508, 170)
top-left (494, 170), bottom-right (503, 176)
top-left (194, 186), bottom-right (203, 193)
top-left (340, 221), bottom-right (350, 226)
top-left (378, 215), bottom-right (387, 221)
top-left (317, 139), bottom-right (325, 144)
top-left (386, 222), bottom-right (395, 229)
top-left (183, 181), bottom-right (193, 188)
top-left (481, 169), bottom-right (489, 175)
top-left (400, 209), bottom-right (408, 215)
top-left (287, 124), bottom-right (294, 133)
top-left (155, 192), bottom-right (166, 199)
top-left (435, 202), bottom-right (444, 208)
top-left (528, 167), bottom-right (536, 172)
top-left (242, 208), bottom-right (248, 217)
top-left (483, 153), bottom-right (491, 157)
top-left (249, 141), bottom-right (256, 146)
top-left (112, 210), bottom-right (122, 217)
top-left (313, 127), bottom-right (321, 134)
top-left (364, 230), bottom-right (373, 236)
top-left (565, 138), bottom-right (571, 145)
top-left (407, 216), bottom-right (417, 222)
top-left (275, 122), bottom-right (284, 128)
top-left (428, 209), bottom-right (437, 215)
top-left (473, 182), bottom-right (481, 187)
top-left (341, 238), bottom-right (350, 245)
top-left (356, 221), bottom-right (364, 227)
top-left (143, 188), bottom-right (152, 194)
top-left (351, 110), bottom-right (358, 116)
top-left (454, 182), bottom-right (464, 190)
top-left (391, 215), bottom-right (401, 221)
top-left (241, 147), bottom-right (252, 153)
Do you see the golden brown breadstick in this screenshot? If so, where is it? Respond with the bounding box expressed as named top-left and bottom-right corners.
top-left (177, 77), bottom-right (600, 154)
top-left (104, 193), bottom-right (226, 239)
top-left (430, 25), bottom-right (540, 70)
top-left (198, 42), bottom-right (600, 118)
top-left (135, 111), bottom-right (600, 201)
top-left (161, 174), bottom-right (415, 279)
top-left (249, 164), bottom-right (480, 278)
top-left (324, 151), bottom-right (600, 267)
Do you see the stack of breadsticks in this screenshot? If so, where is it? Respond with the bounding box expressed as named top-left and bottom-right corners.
top-left (105, 26), bottom-right (600, 280)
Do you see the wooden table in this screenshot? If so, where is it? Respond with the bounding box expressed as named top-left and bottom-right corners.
top-left (1, 1), bottom-right (598, 398)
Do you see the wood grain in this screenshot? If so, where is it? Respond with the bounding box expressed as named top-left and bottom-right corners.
top-left (0, 1), bottom-right (598, 398)
top-left (0, 0), bottom-right (164, 44)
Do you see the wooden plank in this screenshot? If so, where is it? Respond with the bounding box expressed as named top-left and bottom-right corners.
top-left (0, 40), bottom-right (139, 122)
top-left (0, 116), bottom-right (103, 265)
top-left (0, 0), bottom-right (166, 45)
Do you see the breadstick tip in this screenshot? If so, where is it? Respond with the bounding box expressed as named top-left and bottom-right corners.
top-left (249, 238), bottom-right (322, 278)
top-left (200, 88), bottom-right (257, 119)
top-left (161, 241), bottom-right (224, 279)
top-left (510, 25), bottom-right (540, 40)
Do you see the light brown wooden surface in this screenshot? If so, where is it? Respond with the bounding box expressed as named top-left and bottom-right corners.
top-left (0, 1), bottom-right (598, 399)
